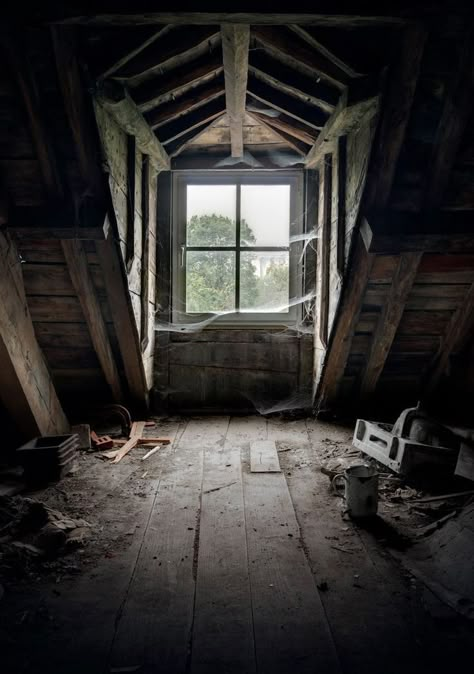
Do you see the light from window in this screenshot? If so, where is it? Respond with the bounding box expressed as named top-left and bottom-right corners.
top-left (184, 183), bottom-right (291, 315)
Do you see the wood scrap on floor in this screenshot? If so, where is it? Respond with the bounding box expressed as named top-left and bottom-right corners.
top-left (112, 421), bottom-right (146, 464)
top-left (141, 445), bottom-right (161, 461)
top-left (250, 440), bottom-right (281, 473)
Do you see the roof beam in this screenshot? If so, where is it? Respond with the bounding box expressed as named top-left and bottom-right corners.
top-left (94, 25), bottom-right (172, 79)
top-left (305, 76), bottom-right (380, 168)
top-left (145, 78), bottom-right (225, 128)
top-left (289, 25), bottom-right (361, 77)
top-left (95, 80), bottom-right (170, 170)
top-left (246, 112), bottom-right (308, 155)
top-left (133, 50), bottom-right (223, 112)
top-left (248, 51), bottom-right (338, 113)
top-left (159, 98), bottom-right (226, 145)
top-left (166, 117), bottom-right (226, 157)
top-left (365, 23), bottom-right (427, 209)
top-left (45, 8), bottom-right (410, 28)
top-left (0, 232), bottom-right (69, 438)
top-left (62, 239), bottom-right (124, 402)
top-left (247, 76), bottom-right (329, 130)
top-left (424, 281), bottom-right (474, 395)
top-left (221, 24), bottom-right (250, 157)
top-left (247, 100), bottom-right (318, 145)
top-left (423, 31), bottom-right (474, 209)
top-left (114, 26), bottom-right (220, 81)
top-left (2, 34), bottom-right (64, 198)
top-left (253, 26), bottom-right (350, 89)
top-left (360, 252), bottom-right (422, 396)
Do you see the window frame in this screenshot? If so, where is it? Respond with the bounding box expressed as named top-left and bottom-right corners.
top-left (172, 170), bottom-right (304, 327)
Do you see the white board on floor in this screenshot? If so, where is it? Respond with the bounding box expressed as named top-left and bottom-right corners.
top-left (250, 440), bottom-right (281, 473)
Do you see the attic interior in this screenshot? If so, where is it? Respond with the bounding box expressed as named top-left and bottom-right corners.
top-left (1, 5), bottom-right (474, 673)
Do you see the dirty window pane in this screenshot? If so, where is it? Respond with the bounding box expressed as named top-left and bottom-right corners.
top-left (240, 185), bottom-right (290, 247)
top-left (240, 251), bottom-right (290, 312)
top-left (186, 185), bottom-right (237, 246)
top-left (186, 251), bottom-right (236, 313)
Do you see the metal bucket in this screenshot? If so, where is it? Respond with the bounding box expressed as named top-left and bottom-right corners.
top-left (332, 464), bottom-right (379, 518)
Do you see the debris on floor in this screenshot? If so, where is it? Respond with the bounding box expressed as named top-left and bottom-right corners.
top-left (0, 495), bottom-right (91, 580)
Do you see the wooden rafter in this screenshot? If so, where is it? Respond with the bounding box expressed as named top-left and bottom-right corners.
top-left (248, 51), bottom-right (338, 114)
top-left (133, 50), bottom-right (223, 112)
top-left (48, 9), bottom-right (409, 28)
top-left (62, 240), bottom-right (124, 402)
top-left (95, 80), bottom-right (170, 170)
top-left (247, 102), bottom-right (317, 146)
top-left (145, 77), bottom-right (225, 128)
top-left (247, 76), bottom-right (329, 130)
top-left (2, 34), bottom-right (63, 198)
top-left (221, 24), bottom-right (250, 157)
top-left (166, 117), bottom-right (226, 157)
top-left (95, 25), bottom-right (172, 79)
top-left (289, 25), bottom-right (361, 78)
top-left (159, 98), bottom-right (226, 145)
top-left (424, 281), bottom-right (474, 395)
top-left (316, 238), bottom-right (374, 408)
top-left (246, 112), bottom-right (308, 155)
top-left (365, 23), bottom-right (427, 210)
top-left (423, 31), bottom-right (474, 209)
top-left (252, 26), bottom-right (350, 89)
top-left (114, 26), bottom-right (220, 80)
top-left (305, 76), bottom-right (379, 168)
top-left (360, 252), bottom-right (422, 396)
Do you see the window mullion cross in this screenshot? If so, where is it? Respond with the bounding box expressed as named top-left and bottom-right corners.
top-left (235, 182), bottom-right (241, 312)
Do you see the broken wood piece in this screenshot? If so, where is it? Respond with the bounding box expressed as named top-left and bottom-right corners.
top-left (141, 445), bottom-right (161, 461)
top-left (412, 490), bottom-right (474, 503)
top-left (100, 449), bottom-right (120, 459)
top-left (113, 437), bottom-right (171, 446)
top-left (250, 440), bottom-right (281, 473)
top-left (112, 421), bottom-right (146, 463)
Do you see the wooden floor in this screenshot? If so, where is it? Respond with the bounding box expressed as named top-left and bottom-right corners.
top-left (1, 416), bottom-right (471, 674)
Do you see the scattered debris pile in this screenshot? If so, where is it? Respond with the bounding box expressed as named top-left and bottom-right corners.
top-left (0, 496), bottom-right (91, 580)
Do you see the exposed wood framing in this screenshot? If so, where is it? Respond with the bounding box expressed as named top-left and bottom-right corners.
top-left (247, 112), bottom-right (308, 156)
top-left (365, 23), bottom-right (426, 210)
top-left (424, 281), bottom-right (474, 394)
top-left (253, 26), bottom-right (351, 89)
top-left (159, 97), bottom-right (226, 145)
top-left (96, 229), bottom-right (149, 408)
top-left (134, 50), bottom-right (223, 112)
top-left (145, 79), bottom-right (225, 128)
top-left (248, 76), bottom-right (329, 130)
top-left (360, 252), bottom-right (422, 395)
top-left (0, 232), bottom-right (69, 438)
top-left (221, 24), bottom-right (250, 157)
top-left (95, 80), bottom-right (170, 171)
top-left (248, 105), bottom-right (317, 146)
top-left (2, 34), bottom-right (63, 198)
top-left (61, 239), bottom-right (124, 402)
top-left (289, 25), bottom-right (361, 78)
top-left (248, 51), bottom-right (337, 113)
top-left (336, 135), bottom-right (347, 275)
top-left (305, 76), bottom-right (379, 168)
top-left (315, 237), bottom-right (374, 408)
top-left (319, 154), bottom-right (332, 346)
top-left (423, 31), bottom-right (474, 209)
top-left (96, 25), bottom-right (172, 79)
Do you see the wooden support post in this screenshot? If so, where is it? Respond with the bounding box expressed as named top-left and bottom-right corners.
top-left (424, 282), bottom-right (474, 395)
top-left (0, 233), bottom-right (69, 438)
top-left (221, 24), bottom-right (250, 157)
top-left (315, 238), bottom-right (374, 407)
top-left (95, 80), bottom-right (170, 171)
top-left (97, 228), bottom-right (149, 408)
top-left (305, 76), bottom-right (379, 168)
top-left (360, 252), bottom-right (422, 396)
top-left (319, 154), bottom-right (332, 347)
top-left (61, 239), bottom-right (124, 402)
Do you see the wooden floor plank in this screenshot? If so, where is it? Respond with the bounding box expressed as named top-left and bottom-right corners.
top-left (108, 417), bottom-right (229, 674)
top-left (191, 417), bottom-right (256, 673)
top-left (242, 433), bottom-right (341, 674)
top-left (250, 439), bottom-right (281, 472)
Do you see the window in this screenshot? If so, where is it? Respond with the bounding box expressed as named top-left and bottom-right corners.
top-left (172, 171), bottom-right (303, 325)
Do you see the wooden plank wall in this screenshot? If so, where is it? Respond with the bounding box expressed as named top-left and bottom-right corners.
top-left (94, 104), bottom-right (157, 389)
top-left (155, 330), bottom-right (313, 412)
top-left (313, 115), bottom-right (377, 389)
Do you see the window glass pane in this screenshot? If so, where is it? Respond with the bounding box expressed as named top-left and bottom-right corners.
top-left (240, 251), bottom-right (289, 313)
top-left (187, 185), bottom-right (236, 246)
top-left (186, 251), bottom-right (235, 313)
top-left (240, 185), bottom-right (290, 247)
